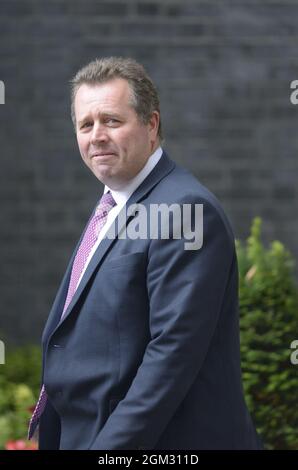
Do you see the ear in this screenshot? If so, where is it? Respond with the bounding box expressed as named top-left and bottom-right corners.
top-left (148, 111), bottom-right (160, 142)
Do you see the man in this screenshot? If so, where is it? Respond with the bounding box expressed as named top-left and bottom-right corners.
top-left (29, 57), bottom-right (261, 450)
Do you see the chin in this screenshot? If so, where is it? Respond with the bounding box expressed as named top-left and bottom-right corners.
top-left (93, 164), bottom-right (113, 179)
top-left (94, 173), bottom-right (111, 185)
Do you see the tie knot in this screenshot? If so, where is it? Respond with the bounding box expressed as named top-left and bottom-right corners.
top-left (96, 191), bottom-right (116, 215)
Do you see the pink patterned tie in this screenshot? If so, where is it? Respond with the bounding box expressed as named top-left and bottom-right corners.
top-left (28, 191), bottom-right (116, 440)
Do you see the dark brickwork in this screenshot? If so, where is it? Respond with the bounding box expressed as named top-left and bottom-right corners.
top-left (0, 0), bottom-right (297, 344)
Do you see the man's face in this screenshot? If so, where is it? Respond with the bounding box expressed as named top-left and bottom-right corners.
top-left (74, 78), bottom-right (160, 190)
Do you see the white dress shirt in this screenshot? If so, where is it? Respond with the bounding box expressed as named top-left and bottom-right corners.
top-left (76, 146), bottom-right (163, 288)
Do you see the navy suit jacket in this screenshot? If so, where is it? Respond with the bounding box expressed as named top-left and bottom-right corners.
top-left (39, 152), bottom-right (261, 450)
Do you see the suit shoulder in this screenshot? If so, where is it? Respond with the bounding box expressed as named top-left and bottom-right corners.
top-left (154, 162), bottom-right (235, 241)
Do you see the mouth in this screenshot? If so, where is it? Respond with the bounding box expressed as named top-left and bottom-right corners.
top-left (91, 152), bottom-right (116, 158)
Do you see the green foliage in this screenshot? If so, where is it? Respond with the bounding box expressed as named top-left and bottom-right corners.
top-left (237, 217), bottom-right (298, 450)
top-left (1, 345), bottom-right (41, 393)
top-left (0, 345), bottom-right (41, 449)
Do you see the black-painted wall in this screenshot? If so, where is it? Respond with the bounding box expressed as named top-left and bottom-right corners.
top-left (0, 0), bottom-right (297, 344)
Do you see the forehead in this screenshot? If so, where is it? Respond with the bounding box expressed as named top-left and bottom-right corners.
top-left (74, 78), bottom-right (133, 115)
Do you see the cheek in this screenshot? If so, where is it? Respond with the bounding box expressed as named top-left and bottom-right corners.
top-left (77, 136), bottom-right (89, 157)
top-left (114, 131), bottom-right (129, 150)
top-left (120, 131), bottom-right (141, 155)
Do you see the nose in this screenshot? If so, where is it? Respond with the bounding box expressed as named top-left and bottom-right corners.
top-left (90, 122), bottom-right (109, 145)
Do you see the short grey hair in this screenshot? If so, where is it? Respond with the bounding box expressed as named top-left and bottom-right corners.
top-left (70, 57), bottom-right (163, 140)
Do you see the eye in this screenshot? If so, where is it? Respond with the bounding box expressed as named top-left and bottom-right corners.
top-left (81, 121), bottom-right (92, 129)
top-left (105, 118), bottom-right (120, 125)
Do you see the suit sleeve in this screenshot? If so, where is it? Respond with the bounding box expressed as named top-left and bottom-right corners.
top-left (90, 197), bottom-right (235, 450)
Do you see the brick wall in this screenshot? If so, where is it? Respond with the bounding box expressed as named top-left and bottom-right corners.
top-left (0, 0), bottom-right (297, 344)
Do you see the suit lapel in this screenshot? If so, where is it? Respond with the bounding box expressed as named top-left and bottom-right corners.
top-left (45, 151), bottom-right (175, 339)
top-left (41, 205), bottom-right (101, 343)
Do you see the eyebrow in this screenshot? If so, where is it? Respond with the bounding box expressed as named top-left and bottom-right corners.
top-left (78, 112), bottom-right (123, 126)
